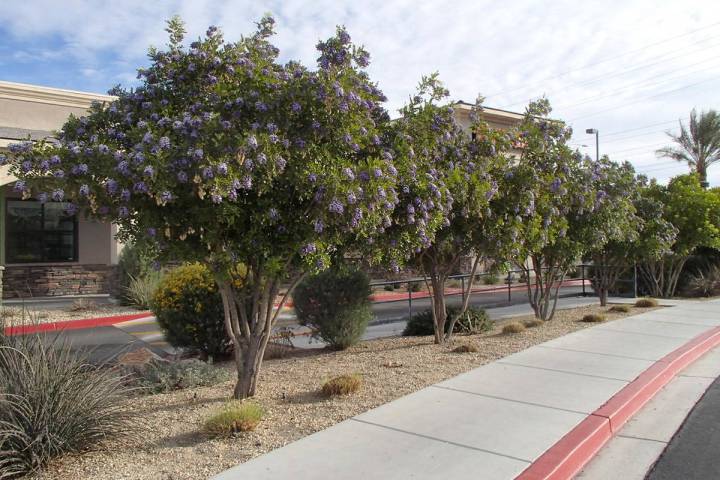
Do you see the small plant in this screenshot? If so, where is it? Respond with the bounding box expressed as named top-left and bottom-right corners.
top-left (403, 306), bottom-right (492, 336)
top-left (452, 343), bottom-right (479, 353)
top-left (383, 284), bottom-right (396, 292)
top-left (68, 297), bottom-right (97, 312)
top-left (407, 281), bottom-right (422, 293)
top-left (635, 298), bottom-right (659, 308)
top-left (524, 319), bottom-right (543, 328)
top-left (121, 359), bottom-right (230, 394)
top-left (446, 279), bottom-right (463, 289)
top-left (321, 374), bottom-right (363, 397)
top-left (483, 273), bottom-right (500, 285)
top-left (608, 304), bottom-right (631, 313)
top-left (204, 401), bottom-right (264, 436)
top-left (0, 333), bottom-right (133, 478)
top-left (293, 267), bottom-right (372, 350)
top-left (502, 322), bottom-right (526, 334)
top-left (581, 313), bottom-right (606, 323)
top-left (151, 263), bottom-right (232, 359)
top-left (125, 271), bottom-right (164, 310)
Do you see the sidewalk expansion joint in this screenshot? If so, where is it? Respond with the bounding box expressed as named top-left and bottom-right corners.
top-left (535, 345), bottom-right (658, 362)
top-left (594, 327), bottom-right (691, 340)
top-left (496, 360), bottom-right (631, 382)
top-left (349, 418), bottom-right (532, 464)
top-left (431, 385), bottom-right (590, 416)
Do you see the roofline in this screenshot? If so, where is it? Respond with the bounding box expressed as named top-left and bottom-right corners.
top-left (0, 80), bottom-right (116, 109)
top-left (453, 101), bottom-right (524, 119)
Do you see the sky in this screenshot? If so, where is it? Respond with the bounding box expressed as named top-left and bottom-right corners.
top-left (1, 0), bottom-right (719, 184)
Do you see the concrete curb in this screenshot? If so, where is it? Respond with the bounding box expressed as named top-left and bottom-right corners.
top-left (515, 324), bottom-right (720, 480)
top-left (3, 312), bottom-right (152, 336)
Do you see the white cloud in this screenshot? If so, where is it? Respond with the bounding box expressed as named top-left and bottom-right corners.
top-left (1, 0), bottom-right (719, 183)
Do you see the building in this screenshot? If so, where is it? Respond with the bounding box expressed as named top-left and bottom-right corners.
top-left (0, 81), bottom-right (119, 298)
top-left (0, 82), bottom-right (526, 299)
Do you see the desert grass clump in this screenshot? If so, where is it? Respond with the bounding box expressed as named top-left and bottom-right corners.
top-left (204, 401), bottom-right (263, 436)
top-left (581, 313), bottom-right (606, 323)
top-left (321, 374), bottom-right (362, 397)
top-left (635, 298), bottom-right (659, 308)
top-left (0, 333), bottom-right (134, 478)
top-left (68, 297), bottom-right (97, 312)
top-left (452, 343), bottom-right (479, 353)
top-left (502, 322), bottom-right (526, 334)
top-left (608, 304), bottom-right (631, 313)
top-left (524, 319), bottom-right (543, 328)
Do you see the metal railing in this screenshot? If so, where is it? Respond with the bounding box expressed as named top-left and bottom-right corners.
top-left (367, 263), bottom-right (628, 322)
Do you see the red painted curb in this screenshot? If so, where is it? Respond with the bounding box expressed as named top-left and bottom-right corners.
top-left (3, 312), bottom-right (152, 336)
top-left (516, 324), bottom-right (720, 480)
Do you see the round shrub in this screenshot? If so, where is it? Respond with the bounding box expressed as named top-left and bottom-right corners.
top-left (502, 322), bottom-right (526, 334)
top-left (204, 401), bottom-right (263, 436)
top-left (403, 306), bottom-right (492, 336)
top-left (321, 374), bottom-right (363, 396)
top-left (151, 263), bottom-right (231, 359)
top-left (581, 313), bottom-right (606, 323)
top-left (524, 319), bottom-right (543, 328)
top-left (608, 304), bottom-right (631, 313)
top-left (635, 298), bottom-right (659, 308)
top-left (293, 267), bottom-right (372, 350)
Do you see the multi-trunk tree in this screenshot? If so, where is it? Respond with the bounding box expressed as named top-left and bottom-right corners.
top-left (6, 17), bottom-right (401, 399)
top-left (370, 76), bottom-right (509, 344)
top-left (638, 174), bottom-right (720, 297)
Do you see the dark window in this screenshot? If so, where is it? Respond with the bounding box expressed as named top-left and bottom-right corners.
top-left (6, 200), bottom-right (78, 263)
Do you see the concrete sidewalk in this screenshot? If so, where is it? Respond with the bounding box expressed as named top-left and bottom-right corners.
top-left (212, 299), bottom-right (720, 480)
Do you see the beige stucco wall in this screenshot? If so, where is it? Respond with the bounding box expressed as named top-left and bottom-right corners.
top-left (0, 98), bottom-right (89, 133)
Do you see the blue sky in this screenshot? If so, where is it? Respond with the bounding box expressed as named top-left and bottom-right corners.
top-left (2, 0), bottom-right (720, 184)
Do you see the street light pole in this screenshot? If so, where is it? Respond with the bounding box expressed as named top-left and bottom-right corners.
top-left (586, 128), bottom-right (599, 161)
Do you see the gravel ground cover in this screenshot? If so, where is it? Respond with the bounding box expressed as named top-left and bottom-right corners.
top-left (33, 303), bottom-right (654, 480)
top-left (1, 302), bottom-right (145, 326)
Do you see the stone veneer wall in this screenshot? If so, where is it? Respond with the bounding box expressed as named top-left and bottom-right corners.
top-left (2, 264), bottom-right (117, 299)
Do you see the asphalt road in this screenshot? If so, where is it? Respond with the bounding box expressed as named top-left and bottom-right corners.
top-left (27, 284), bottom-right (590, 363)
top-left (646, 375), bottom-right (720, 480)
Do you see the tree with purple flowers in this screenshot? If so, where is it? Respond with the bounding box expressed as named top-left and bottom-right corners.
top-left (367, 75), bottom-right (509, 343)
top-left (504, 99), bottom-right (590, 320)
top-left (5, 17), bottom-right (398, 399)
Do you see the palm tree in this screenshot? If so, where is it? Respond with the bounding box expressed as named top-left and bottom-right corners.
top-left (656, 108), bottom-right (720, 187)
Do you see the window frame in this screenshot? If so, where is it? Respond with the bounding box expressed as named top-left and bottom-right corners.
top-left (5, 198), bottom-right (79, 264)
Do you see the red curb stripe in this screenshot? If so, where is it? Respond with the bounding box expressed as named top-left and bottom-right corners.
top-left (3, 312), bottom-right (152, 336)
top-left (516, 324), bottom-right (720, 480)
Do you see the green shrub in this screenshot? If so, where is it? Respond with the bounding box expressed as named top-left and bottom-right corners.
top-left (407, 281), bottom-right (422, 292)
top-left (383, 283), bottom-right (396, 291)
top-left (0, 333), bottom-right (133, 478)
top-left (151, 263), bottom-right (231, 359)
top-left (403, 306), bottom-right (492, 336)
top-left (483, 274), bottom-right (500, 285)
top-left (204, 401), bottom-right (263, 436)
top-left (321, 374), bottom-right (363, 396)
top-left (293, 267), bottom-right (372, 350)
top-left (121, 359), bottom-right (230, 394)
top-left (116, 243), bottom-right (154, 305)
top-left (581, 313), bottom-right (606, 323)
top-left (502, 322), bottom-right (525, 334)
top-left (635, 298), bottom-right (659, 308)
top-left (608, 304), bottom-right (631, 313)
top-left (124, 271), bottom-right (164, 309)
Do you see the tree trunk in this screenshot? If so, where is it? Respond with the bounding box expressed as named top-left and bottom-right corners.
top-left (445, 255), bottom-right (482, 342)
top-left (217, 269), bottom-right (304, 399)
